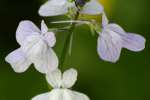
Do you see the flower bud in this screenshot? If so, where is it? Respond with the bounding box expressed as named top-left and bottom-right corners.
top-left (76, 0), bottom-right (90, 7)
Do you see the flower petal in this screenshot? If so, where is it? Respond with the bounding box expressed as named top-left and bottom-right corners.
top-left (32, 89), bottom-right (64, 100)
top-left (39, 0), bottom-right (68, 16)
top-left (49, 89), bottom-right (63, 100)
top-left (5, 48), bottom-right (31, 73)
top-left (62, 68), bottom-right (77, 88)
top-left (81, 0), bottom-right (103, 15)
top-left (102, 12), bottom-right (109, 27)
top-left (43, 32), bottom-right (56, 47)
top-left (106, 24), bottom-right (145, 51)
top-left (46, 69), bottom-right (62, 88)
top-left (22, 34), bottom-right (47, 61)
top-left (63, 89), bottom-right (90, 100)
top-left (97, 30), bottom-right (122, 63)
top-left (106, 24), bottom-right (126, 35)
top-left (16, 20), bottom-right (40, 45)
top-left (22, 33), bottom-right (58, 73)
top-left (32, 92), bottom-right (50, 100)
top-left (41, 20), bottom-right (48, 33)
top-left (122, 33), bottom-right (146, 51)
top-left (33, 48), bottom-right (59, 73)
top-left (22, 34), bottom-right (49, 73)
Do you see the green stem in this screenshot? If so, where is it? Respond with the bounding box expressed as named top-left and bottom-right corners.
top-left (59, 11), bottom-right (80, 68)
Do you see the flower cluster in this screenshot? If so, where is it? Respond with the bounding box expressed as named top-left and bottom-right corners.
top-left (5, 0), bottom-right (145, 100)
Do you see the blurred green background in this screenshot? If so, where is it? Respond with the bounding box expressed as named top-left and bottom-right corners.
top-left (0, 0), bottom-right (150, 100)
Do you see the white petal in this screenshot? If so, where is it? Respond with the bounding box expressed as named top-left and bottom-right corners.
top-left (22, 35), bottom-right (58, 73)
top-left (106, 24), bottom-right (126, 35)
top-left (62, 89), bottom-right (72, 100)
top-left (22, 34), bottom-right (47, 61)
top-left (41, 20), bottom-right (48, 33)
top-left (106, 24), bottom-right (145, 51)
top-left (5, 48), bottom-right (31, 73)
top-left (39, 0), bottom-right (68, 16)
top-left (63, 89), bottom-right (90, 100)
top-left (33, 48), bottom-right (59, 73)
top-left (22, 34), bottom-right (50, 73)
top-left (16, 20), bottom-right (40, 45)
top-left (46, 69), bottom-right (62, 88)
top-left (62, 68), bottom-right (77, 88)
top-left (122, 33), bottom-right (146, 51)
top-left (32, 92), bottom-right (50, 100)
top-left (32, 89), bottom-right (64, 100)
top-left (48, 89), bottom-right (64, 100)
top-left (97, 30), bottom-right (122, 63)
top-left (50, 89), bottom-right (63, 100)
top-left (43, 32), bottom-right (56, 47)
top-left (81, 0), bottom-right (103, 15)
top-left (102, 12), bottom-right (109, 27)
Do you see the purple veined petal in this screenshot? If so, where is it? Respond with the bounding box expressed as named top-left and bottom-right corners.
top-left (106, 23), bottom-right (146, 51)
top-left (5, 48), bottom-right (32, 73)
top-left (41, 20), bottom-right (48, 33)
top-left (122, 33), bottom-right (146, 52)
top-left (63, 89), bottom-right (90, 100)
top-left (38, 0), bottom-right (68, 16)
top-left (16, 20), bottom-right (40, 45)
top-left (22, 35), bottom-right (47, 72)
top-left (33, 48), bottom-right (59, 73)
top-left (97, 30), bottom-right (122, 63)
top-left (21, 33), bottom-right (48, 61)
top-left (22, 32), bottom-right (58, 73)
top-left (102, 12), bottom-right (109, 27)
top-left (46, 48), bottom-right (59, 72)
top-left (106, 24), bottom-right (126, 35)
top-left (43, 32), bottom-right (56, 47)
top-left (62, 68), bottom-right (77, 88)
top-left (81, 0), bottom-right (103, 15)
top-left (46, 69), bottom-right (62, 88)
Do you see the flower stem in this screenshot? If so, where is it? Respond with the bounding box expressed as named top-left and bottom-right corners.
top-left (50, 20), bottom-right (91, 25)
top-left (59, 11), bottom-right (80, 68)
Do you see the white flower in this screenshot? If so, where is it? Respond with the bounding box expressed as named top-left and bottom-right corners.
top-left (5, 20), bottom-right (58, 73)
top-left (97, 13), bottom-right (146, 62)
top-left (32, 68), bottom-right (90, 100)
top-left (39, 0), bottom-right (103, 16)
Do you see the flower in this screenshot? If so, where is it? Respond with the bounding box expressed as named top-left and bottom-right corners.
top-left (5, 20), bottom-right (58, 73)
top-left (32, 68), bottom-right (90, 100)
top-left (97, 13), bottom-right (146, 62)
top-left (39, 0), bottom-right (103, 16)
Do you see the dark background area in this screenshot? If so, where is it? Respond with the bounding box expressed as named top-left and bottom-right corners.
top-left (0, 0), bottom-right (150, 100)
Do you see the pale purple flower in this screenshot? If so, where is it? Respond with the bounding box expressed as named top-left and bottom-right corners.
top-left (39, 0), bottom-right (103, 16)
top-left (97, 13), bottom-right (146, 62)
top-left (5, 20), bottom-right (58, 73)
top-left (32, 68), bottom-right (89, 100)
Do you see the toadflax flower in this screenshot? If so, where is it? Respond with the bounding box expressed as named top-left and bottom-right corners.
top-left (97, 13), bottom-right (146, 62)
top-left (39, 0), bottom-right (103, 16)
top-left (32, 68), bottom-right (90, 100)
top-left (5, 20), bottom-right (58, 73)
